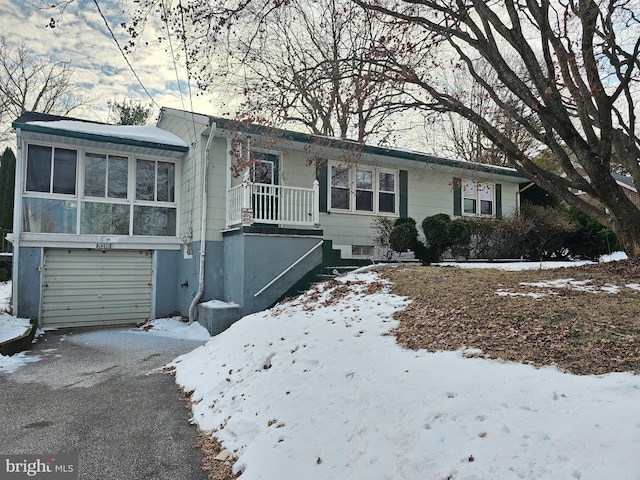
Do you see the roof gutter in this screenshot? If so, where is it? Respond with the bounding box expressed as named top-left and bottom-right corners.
top-left (13, 122), bottom-right (189, 153)
top-left (209, 116), bottom-right (527, 179)
top-left (188, 121), bottom-right (217, 323)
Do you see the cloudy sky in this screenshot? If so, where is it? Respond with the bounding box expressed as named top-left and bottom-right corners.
top-left (0, 0), bottom-right (442, 153)
top-left (0, 0), bottom-right (228, 123)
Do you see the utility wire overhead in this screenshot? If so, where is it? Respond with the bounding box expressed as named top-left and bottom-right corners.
top-left (92, 0), bottom-right (161, 109)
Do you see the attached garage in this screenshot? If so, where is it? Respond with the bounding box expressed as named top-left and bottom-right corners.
top-left (42, 249), bottom-right (153, 327)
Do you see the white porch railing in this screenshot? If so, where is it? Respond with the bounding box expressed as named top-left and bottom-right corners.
top-left (227, 177), bottom-right (320, 228)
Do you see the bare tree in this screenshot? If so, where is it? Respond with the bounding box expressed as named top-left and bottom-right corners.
top-left (0, 36), bottom-right (88, 142)
top-left (352, 0), bottom-right (640, 257)
top-left (435, 58), bottom-right (538, 166)
top-left (121, 0), bottom-right (640, 256)
top-left (233, 0), bottom-right (422, 143)
top-left (128, 0), bottom-right (422, 144)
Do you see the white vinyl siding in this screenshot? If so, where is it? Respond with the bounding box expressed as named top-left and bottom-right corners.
top-left (41, 249), bottom-right (153, 327)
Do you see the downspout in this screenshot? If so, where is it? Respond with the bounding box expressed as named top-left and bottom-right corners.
top-left (188, 121), bottom-right (216, 323)
top-left (11, 128), bottom-right (23, 317)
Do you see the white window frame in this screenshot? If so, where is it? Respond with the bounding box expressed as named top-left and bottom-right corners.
top-left (355, 167), bottom-right (374, 212)
top-left (330, 164), bottom-right (351, 211)
top-left (462, 181), bottom-right (495, 217)
top-left (328, 162), bottom-right (398, 216)
top-left (24, 143), bottom-right (78, 198)
top-left (225, 142), bottom-right (283, 187)
top-left (83, 152), bottom-right (129, 200)
top-left (249, 148), bottom-right (281, 185)
top-left (21, 141), bottom-right (179, 237)
top-left (377, 170), bottom-right (397, 214)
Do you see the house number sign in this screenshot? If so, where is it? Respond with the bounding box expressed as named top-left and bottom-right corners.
top-left (241, 208), bottom-right (254, 225)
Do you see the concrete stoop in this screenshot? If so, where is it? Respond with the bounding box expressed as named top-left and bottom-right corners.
top-left (195, 300), bottom-right (242, 336)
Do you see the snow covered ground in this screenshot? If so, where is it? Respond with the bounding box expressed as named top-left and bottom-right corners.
top-left (0, 280), bottom-right (40, 372)
top-left (0, 280), bottom-right (31, 344)
top-left (435, 251), bottom-right (627, 271)
top-left (172, 256), bottom-right (640, 480)
top-left (3, 254), bottom-right (639, 478)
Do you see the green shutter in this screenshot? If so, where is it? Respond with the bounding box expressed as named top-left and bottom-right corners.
top-left (399, 170), bottom-right (408, 217)
top-left (316, 162), bottom-right (328, 213)
top-left (453, 177), bottom-right (462, 216)
top-left (495, 183), bottom-right (502, 218)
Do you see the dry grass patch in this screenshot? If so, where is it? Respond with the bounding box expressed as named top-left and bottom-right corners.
top-left (382, 260), bottom-right (640, 375)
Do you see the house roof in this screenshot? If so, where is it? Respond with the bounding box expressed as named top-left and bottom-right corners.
top-left (13, 112), bottom-right (189, 153)
top-left (612, 173), bottom-right (637, 192)
top-left (204, 115), bottom-right (529, 180)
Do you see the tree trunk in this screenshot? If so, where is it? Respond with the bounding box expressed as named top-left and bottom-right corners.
top-left (608, 206), bottom-right (640, 259)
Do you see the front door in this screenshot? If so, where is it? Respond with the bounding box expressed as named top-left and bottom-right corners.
top-left (251, 151), bottom-right (280, 223)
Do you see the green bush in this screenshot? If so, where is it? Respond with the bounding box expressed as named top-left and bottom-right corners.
top-left (390, 215), bottom-right (472, 264)
top-left (0, 267), bottom-right (8, 282)
top-left (422, 213), bottom-right (451, 259)
top-left (389, 217), bottom-right (418, 252)
top-left (448, 218), bottom-right (473, 258)
top-left (564, 208), bottom-right (619, 260)
top-left (521, 203), bottom-right (577, 260)
top-left (467, 206), bottom-right (617, 261)
top-left (467, 215), bottom-right (532, 260)
top-left (390, 204), bottom-right (612, 263)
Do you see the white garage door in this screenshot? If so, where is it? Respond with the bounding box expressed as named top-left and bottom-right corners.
top-left (42, 249), bottom-right (153, 327)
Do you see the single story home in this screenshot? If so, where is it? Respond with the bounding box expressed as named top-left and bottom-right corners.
top-left (10, 108), bottom-right (528, 334)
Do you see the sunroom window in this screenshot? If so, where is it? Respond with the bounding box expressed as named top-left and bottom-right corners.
top-left (26, 145), bottom-right (77, 195)
top-left (22, 143), bottom-right (177, 237)
top-left (136, 159), bottom-right (175, 202)
top-left (23, 145), bottom-right (78, 233)
top-left (22, 198), bottom-right (77, 234)
top-left (84, 153), bottom-right (128, 199)
top-left (80, 202), bottom-right (129, 235)
top-left (134, 159), bottom-right (176, 236)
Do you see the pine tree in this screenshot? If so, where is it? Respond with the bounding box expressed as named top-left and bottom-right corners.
top-left (107, 100), bottom-right (153, 125)
top-left (0, 147), bottom-right (16, 230)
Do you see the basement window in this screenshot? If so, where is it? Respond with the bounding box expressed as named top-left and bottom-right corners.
top-left (352, 245), bottom-right (374, 257)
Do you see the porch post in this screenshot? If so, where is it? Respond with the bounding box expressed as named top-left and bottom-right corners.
top-left (312, 179), bottom-right (320, 226)
top-left (242, 170), bottom-right (253, 225)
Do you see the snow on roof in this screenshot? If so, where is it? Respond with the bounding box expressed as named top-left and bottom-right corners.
top-left (27, 120), bottom-right (189, 148)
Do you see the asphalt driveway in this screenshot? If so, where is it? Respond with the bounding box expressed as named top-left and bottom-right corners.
top-left (0, 326), bottom-right (210, 480)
